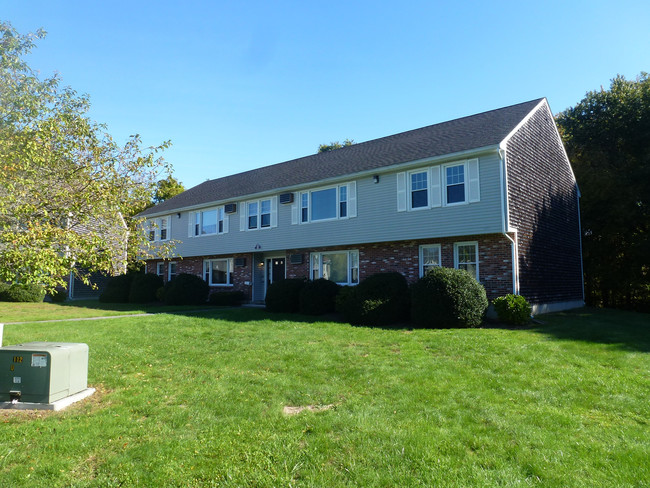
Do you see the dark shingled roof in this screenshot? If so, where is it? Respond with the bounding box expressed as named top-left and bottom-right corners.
top-left (140, 98), bottom-right (543, 216)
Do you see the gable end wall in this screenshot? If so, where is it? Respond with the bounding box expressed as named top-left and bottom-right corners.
top-left (506, 104), bottom-right (583, 305)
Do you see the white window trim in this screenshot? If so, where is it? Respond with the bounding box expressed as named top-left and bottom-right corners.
top-left (454, 241), bottom-right (479, 281)
top-left (190, 207), bottom-right (228, 237)
top-left (408, 169), bottom-right (429, 211)
top-left (242, 197), bottom-right (277, 231)
top-left (203, 258), bottom-right (234, 287)
top-left (310, 249), bottom-right (359, 285)
top-left (147, 216), bottom-right (172, 242)
top-left (156, 262), bottom-right (164, 277)
top-left (397, 158), bottom-right (479, 211)
top-left (418, 244), bottom-right (441, 277)
top-left (297, 182), bottom-right (356, 224)
top-left (443, 161), bottom-right (468, 206)
top-left (168, 261), bottom-right (177, 281)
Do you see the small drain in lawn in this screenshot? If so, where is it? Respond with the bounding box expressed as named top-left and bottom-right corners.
top-left (283, 404), bottom-right (335, 415)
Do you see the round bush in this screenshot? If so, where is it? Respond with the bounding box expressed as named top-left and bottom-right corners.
top-left (99, 273), bottom-right (136, 303)
top-left (128, 273), bottom-right (164, 303)
top-left (337, 272), bottom-right (410, 326)
top-left (162, 273), bottom-right (209, 305)
top-left (0, 283), bottom-right (46, 303)
top-left (299, 278), bottom-right (340, 315)
top-left (493, 294), bottom-right (532, 325)
top-left (265, 279), bottom-right (306, 313)
top-left (410, 267), bottom-right (488, 328)
top-left (161, 273), bottom-right (209, 306)
top-left (208, 290), bottom-right (247, 306)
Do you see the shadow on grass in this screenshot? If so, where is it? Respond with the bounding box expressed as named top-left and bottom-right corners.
top-left (528, 307), bottom-right (650, 353)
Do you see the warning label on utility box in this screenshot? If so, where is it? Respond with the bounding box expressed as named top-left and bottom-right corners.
top-left (31, 353), bottom-right (47, 368)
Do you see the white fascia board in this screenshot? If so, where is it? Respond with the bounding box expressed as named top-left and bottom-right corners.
top-left (141, 145), bottom-right (501, 218)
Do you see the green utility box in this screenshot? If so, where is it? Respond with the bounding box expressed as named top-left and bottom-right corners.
top-left (0, 342), bottom-right (89, 404)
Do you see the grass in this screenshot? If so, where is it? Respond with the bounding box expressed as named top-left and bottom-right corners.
top-left (0, 304), bottom-right (648, 487)
top-left (0, 300), bottom-right (216, 324)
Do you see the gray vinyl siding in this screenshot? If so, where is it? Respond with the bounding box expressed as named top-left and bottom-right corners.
top-left (164, 152), bottom-right (504, 258)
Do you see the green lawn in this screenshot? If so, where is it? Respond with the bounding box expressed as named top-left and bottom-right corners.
top-left (0, 305), bottom-right (648, 487)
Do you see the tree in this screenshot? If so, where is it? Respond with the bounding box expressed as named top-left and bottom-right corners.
top-left (556, 74), bottom-right (650, 310)
top-left (0, 22), bottom-right (175, 292)
top-left (153, 175), bottom-right (185, 204)
top-left (318, 138), bottom-right (354, 153)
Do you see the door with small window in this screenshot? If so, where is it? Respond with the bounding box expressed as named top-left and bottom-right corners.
top-left (266, 258), bottom-right (286, 288)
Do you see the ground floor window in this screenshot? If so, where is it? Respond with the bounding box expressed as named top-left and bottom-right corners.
top-left (454, 241), bottom-right (478, 280)
top-left (203, 258), bottom-right (233, 286)
top-left (168, 262), bottom-right (178, 281)
top-left (156, 262), bottom-right (164, 278)
top-left (419, 244), bottom-right (441, 276)
top-left (310, 250), bottom-right (359, 285)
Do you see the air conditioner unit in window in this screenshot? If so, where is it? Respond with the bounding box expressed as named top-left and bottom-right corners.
top-left (290, 254), bottom-right (303, 264)
top-left (279, 192), bottom-right (294, 204)
top-left (224, 203), bottom-right (237, 214)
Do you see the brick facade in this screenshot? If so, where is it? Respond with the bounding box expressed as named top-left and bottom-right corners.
top-left (148, 233), bottom-right (514, 302)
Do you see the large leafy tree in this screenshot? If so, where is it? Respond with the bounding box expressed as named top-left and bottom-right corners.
top-left (153, 175), bottom-right (185, 204)
top-left (0, 22), bottom-right (174, 292)
top-left (556, 74), bottom-right (650, 310)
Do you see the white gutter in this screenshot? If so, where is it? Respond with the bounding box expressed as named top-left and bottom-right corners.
top-left (498, 145), bottom-right (518, 295)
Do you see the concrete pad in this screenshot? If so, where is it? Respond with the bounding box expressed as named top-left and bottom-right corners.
top-left (0, 387), bottom-right (96, 411)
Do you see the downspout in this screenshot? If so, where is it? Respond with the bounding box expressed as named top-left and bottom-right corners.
top-left (499, 145), bottom-right (519, 295)
top-left (576, 186), bottom-right (586, 304)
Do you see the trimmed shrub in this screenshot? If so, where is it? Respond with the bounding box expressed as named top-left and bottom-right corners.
top-left (99, 273), bottom-right (136, 303)
top-left (265, 279), bottom-right (306, 313)
top-left (299, 278), bottom-right (340, 315)
top-left (336, 272), bottom-right (410, 326)
top-left (208, 290), bottom-right (247, 306)
top-left (0, 283), bottom-right (46, 303)
top-left (162, 273), bottom-right (209, 305)
top-left (493, 294), bottom-right (532, 325)
top-left (410, 267), bottom-right (488, 328)
top-left (128, 273), bottom-right (164, 303)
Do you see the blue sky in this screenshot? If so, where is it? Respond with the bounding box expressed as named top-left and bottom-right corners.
top-left (3, 0), bottom-right (649, 189)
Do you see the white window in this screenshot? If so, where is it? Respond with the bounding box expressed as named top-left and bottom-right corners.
top-left (410, 171), bottom-right (428, 209)
top-left (300, 184), bottom-right (353, 223)
top-left (310, 250), bottom-right (359, 285)
top-left (419, 244), bottom-right (441, 277)
top-left (454, 242), bottom-right (479, 280)
top-left (444, 163), bottom-right (466, 205)
top-left (203, 258), bottom-right (233, 286)
top-left (397, 158), bottom-right (479, 211)
top-left (156, 262), bottom-right (164, 278)
top-left (244, 198), bottom-right (275, 230)
top-left (147, 216), bottom-right (171, 241)
top-left (190, 207), bottom-right (227, 236)
top-left (168, 262), bottom-right (177, 281)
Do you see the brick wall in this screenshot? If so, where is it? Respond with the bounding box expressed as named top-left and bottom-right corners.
top-left (147, 233), bottom-right (515, 301)
top-left (506, 103), bottom-right (583, 304)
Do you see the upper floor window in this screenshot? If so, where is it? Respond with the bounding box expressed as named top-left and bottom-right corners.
top-left (410, 171), bottom-right (428, 209)
top-left (419, 244), bottom-right (441, 277)
top-left (247, 198), bottom-right (272, 230)
top-left (397, 158), bottom-right (479, 212)
top-left (311, 250), bottom-right (359, 285)
top-left (300, 184), bottom-right (353, 223)
top-left (190, 207), bottom-right (227, 237)
top-left (147, 216), bottom-right (171, 241)
top-left (454, 241), bottom-right (478, 280)
top-left (445, 163), bottom-right (465, 205)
